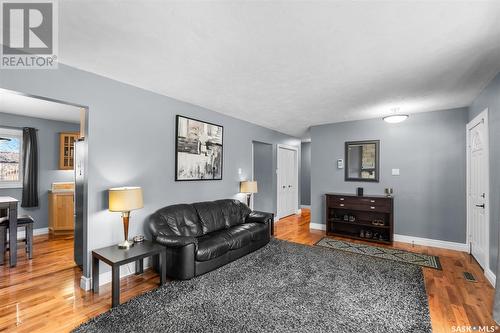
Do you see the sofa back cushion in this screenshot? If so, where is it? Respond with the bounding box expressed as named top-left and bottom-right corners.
top-left (193, 201), bottom-right (226, 234)
top-left (215, 199), bottom-right (251, 228)
top-left (150, 204), bottom-right (203, 237)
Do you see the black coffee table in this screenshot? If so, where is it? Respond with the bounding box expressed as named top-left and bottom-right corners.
top-left (91, 240), bottom-right (166, 307)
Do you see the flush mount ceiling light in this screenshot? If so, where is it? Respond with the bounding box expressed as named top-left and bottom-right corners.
top-left (383, 114), bottom-right (409, 123)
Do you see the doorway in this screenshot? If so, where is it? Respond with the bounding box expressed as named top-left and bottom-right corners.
top-left (0, 88), bottom-right (89, 275)
top-left (277, 144), bottom-right (298, 219)
top-left (252, 141), bottom-right (273, 212)
top-left (466, 108), bottom-right (489, 271)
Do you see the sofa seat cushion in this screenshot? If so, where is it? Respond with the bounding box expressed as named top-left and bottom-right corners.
top-left (243, 222), bottom-right (269, 241)
top-left (222, 225), bottom-right (252, 250)
top-left (196, 233), bottom-right (230, 261)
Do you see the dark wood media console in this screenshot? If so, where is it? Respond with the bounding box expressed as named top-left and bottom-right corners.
top-left (325, 193), bottom-right (394, 244)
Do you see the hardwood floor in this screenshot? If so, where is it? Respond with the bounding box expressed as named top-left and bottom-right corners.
top-left (0, 209), bottom-right (495, 332)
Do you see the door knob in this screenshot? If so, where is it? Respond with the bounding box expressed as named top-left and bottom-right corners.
top-left (282, 186), bottom-right (286, 189)
top-left (476, 204), bottom-right (485, 208)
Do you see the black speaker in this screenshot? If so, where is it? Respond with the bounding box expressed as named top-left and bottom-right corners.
top-left (357, 187), bottom-right (364, 196)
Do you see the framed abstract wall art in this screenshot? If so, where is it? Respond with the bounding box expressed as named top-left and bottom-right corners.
top-left (175, 115), bottom-right (223, 181)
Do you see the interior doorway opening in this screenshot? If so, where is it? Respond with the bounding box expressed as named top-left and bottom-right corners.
top-left (252, 141), bottom-right (273, 213)
top-left (0, 88), bottom-right (89, 277)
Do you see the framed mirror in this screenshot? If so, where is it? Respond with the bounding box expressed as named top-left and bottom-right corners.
top-left (345, 140), bottom-right (380, 182)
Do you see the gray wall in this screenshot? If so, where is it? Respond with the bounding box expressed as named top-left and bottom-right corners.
top-left (469, 72), bottom-right (500, 273)
top-left (0, 112), bottom-right (79, 228)
top-left (0, 64), bottom-right (300, 277)
top-left (310, 108), bottom-right (468, 243)
top-left (252, 141), bottom-right (274, 213)
top-left (300, 142), bottom-right (311, 206)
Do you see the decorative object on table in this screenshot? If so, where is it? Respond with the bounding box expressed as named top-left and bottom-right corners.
top-left (315, 238), bottom-right (442, 269)
top-left (348, 215), bottom-right (356, 222)
top-left (345, 140), bottom-right (380, 182)
top-left (356, 187), bottom-right (364, 196)
top-left (384, 188), bottom-right (394, 197)
top-left (75, 239), bottom-right (432, 333)
top-left (133, 235), bottom-right (145, 243)
top-left (108, 187), bottom-right (144, 249)
top-left (175, 115), bottom-right (223, 181)
top-left (240, 180), bottom-right (258, 207)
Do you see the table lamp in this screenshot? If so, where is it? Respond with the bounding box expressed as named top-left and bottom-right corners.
top-left (108, 187), bottom-right (144, 249)
top-left (240, 181), bottom-right (258, 207)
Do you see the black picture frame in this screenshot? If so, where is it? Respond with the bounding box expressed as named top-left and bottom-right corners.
top-left (344, 140), bottom-right (380, 182)
top-left (175, 115), bottom-right (224, 181)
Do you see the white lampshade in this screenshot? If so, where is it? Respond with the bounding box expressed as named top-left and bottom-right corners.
top-left (240, 181), bottom-right (258, 194)
top-left (109, 187), bottom-right (144, 212)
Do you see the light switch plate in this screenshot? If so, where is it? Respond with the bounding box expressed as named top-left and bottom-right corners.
top-left (337, 159), bottom-right (344, 169)
top-left (392, 168), bottom-right (400, 176)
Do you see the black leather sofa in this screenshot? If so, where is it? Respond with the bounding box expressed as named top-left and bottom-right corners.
top-left (148, 199), bottom-right (273, 280)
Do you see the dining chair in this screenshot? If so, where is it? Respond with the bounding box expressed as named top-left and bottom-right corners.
top-left (0, 215), bottom-right (34, 265)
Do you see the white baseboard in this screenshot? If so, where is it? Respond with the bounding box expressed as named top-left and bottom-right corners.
top-left (300, 205), bottom-right (311, 209)
top-left (273, 216), bottom-right (279, 222)
top-left (309, 223), bottom-right (326, 231)
top-left (394, 234), bottom-right (468, 252)
top-left (9, 227), bottom-right (48, 240)
top-left (80, 259), bottom-right (152, 291)
top-left (296, 209), bottom-right (302, 215)
top-left (80, 275), bottom-right (91, 291)
top-left (485, 268), bottom-right (496, 287)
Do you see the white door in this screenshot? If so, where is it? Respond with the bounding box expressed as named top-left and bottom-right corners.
top-left (278, 146), bottom-right (297, 219)
top-left (467, 112), bottom-right (489, 269)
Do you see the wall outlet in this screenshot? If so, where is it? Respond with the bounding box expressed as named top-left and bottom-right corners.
top-left (392, 168), bottom-right (400, 176)
top-left (238, 168), bottom-right (242, 175)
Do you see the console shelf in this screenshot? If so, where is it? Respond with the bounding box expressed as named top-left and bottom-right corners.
top-left (325, 193), bottom-right (394, 243)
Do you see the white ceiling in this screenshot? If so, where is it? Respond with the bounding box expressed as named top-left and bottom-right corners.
top-left (0, 90), bottom-right (81, 123)
top-left (57, 1), bottom-right (500, 137)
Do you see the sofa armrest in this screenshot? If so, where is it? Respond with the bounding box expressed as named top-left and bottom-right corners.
top-left (246, 211), bottom-right (274, 224)
top-left (155, 234), bottom-right (198, 248)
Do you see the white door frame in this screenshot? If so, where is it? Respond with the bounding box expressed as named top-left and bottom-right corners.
top-left (466, 108), bottom-right (490, 277)
top-left (276, 144), bottom-right (299, 219)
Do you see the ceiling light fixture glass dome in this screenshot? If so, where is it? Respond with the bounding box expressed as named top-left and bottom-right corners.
top-left (383, 114), bottom-right (409, 123)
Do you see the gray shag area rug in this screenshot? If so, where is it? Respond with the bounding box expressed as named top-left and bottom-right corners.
top-left (316, 237), bottom-right (442, 270)
top-left (73, 239), bottom-right (431, 333)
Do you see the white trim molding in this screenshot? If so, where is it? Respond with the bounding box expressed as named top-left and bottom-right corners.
top-left (10, 227), bottom-right (48, 240)
top-left (485, 268), bottom-right (496, 287)
top-left (394, 234), bottom-right (468, 252)
top-left (80, 259), bottom-right (152, 291)
top-left (309, 223), bottom-right (326, 231)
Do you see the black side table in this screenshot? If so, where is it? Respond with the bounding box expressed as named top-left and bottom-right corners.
top-left (92, 240), bottom-right (166, 308)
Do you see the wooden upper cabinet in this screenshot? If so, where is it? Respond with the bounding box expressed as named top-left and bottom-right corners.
top-left (59, 132), bottom-right (79, 170)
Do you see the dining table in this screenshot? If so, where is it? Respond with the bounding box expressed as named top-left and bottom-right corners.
top-left (0, 196), bottom-right (18, 267)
